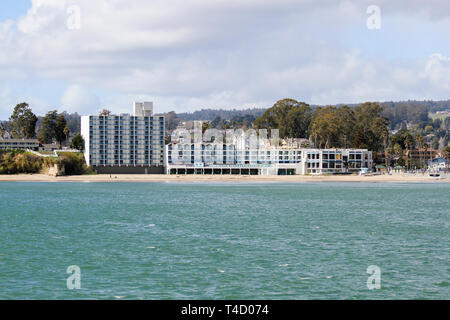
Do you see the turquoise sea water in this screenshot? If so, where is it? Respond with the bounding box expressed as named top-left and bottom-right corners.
top-left (0, 181), bottom-right (449, 299)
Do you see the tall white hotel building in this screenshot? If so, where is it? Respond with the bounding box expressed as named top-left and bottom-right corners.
top-left (81, 102), bottom-right (165, 174)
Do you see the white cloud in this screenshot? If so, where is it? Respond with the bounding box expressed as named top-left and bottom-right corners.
top-left (0, 86), bottom-right (51, 119)
top-left (420, 53), bottom-right (450, 91)
top-left (60, 84), bottom-right (101, 114)
top-left (0, 0), bottom-right (449, 117)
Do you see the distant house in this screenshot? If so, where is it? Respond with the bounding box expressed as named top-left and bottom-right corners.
top-left (0, 138), bottom-right (40, 151)
top-left (39, 143), bottom-right (59, 152)
top-left (0, 138), bottom-right (60, 153)
top-left (428, 157), bottom-right (448, 171)
top-left (405, 149), bottom-right (439, 167)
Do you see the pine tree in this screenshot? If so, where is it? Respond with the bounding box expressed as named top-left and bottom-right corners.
top-left (38, 111), bottom-right (58, 144)
top-left (55, 115), bottom-right (68, 148)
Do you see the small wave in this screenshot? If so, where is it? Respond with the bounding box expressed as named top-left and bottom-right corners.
top-left (436, 281), bottom-right (450, 287)
top-left (146, 246), bottom-right (156, 249)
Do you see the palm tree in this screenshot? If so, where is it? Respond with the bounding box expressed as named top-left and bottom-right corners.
top-left (382, 130), bottom-right (389, 168)
top-left (424, 142), bottom-right (429, 170)
top-left (393, 143), bottom-right (403, 166)
top-left (385, 148), bottom-right (392, 168)
top-left (404, 133), bottom-right (414, 171)
top-left (415, 134), bottom-right (424, 172)
top-left (443, 146), bottom-right (450, 174)
top-left (63, 127), bottom-right (70, 147)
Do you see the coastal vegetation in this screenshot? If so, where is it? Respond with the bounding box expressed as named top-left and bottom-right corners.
top-left (0, 103), bottom-right (90, 175)
top-left (254, 99), bottom-right (312, 139)
top-left (70, 134), bottom-right (85, 151)
top-left (0, 150), bottom-right (55, 174)
top-left (254, 99), bottom-right (390, 152)
top-left (171, 99), bottom-right (449, 167)
top-left (1, 98), bottom-right (449, 172)
top-left (9, 103), bottom-right (38, 139)
top-left (158, 99), bottom-right (449, 152)
top-left (38, 110), bottom-right (71, 146)
top-left (58, 152), bottom-right (93, 175)
top-left (0, 150), bottom-right (92, 175)
top-left (1, 105), bottom-right (79, 144)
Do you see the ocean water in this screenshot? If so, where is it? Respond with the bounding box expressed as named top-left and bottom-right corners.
top-left (0, 181), bottom-right (448, 300)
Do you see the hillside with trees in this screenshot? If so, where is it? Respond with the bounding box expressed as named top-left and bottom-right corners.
top-left (1, 99), bottom-right (449, 163)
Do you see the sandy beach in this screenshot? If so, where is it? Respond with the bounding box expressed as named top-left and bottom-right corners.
top-left (0, 173), bottom-right (448, 183)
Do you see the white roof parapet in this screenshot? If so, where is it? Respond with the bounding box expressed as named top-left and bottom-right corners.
top-left (0, 138), bottom-right (40, 143)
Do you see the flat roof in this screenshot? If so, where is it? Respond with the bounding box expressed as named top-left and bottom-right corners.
top-left (0, 138), bottom-right (39, 143)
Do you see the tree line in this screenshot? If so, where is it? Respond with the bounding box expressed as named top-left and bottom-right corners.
top-left (252, 98), bottom-right (450, 168)
top-left (160, 99), bottom-right (450, 124)
top-left (3, 99), bottom-right (448, 160)
top-left (253, 99), bottom-right (390, 152)
top-left (3, 103), bottom-right (84, 150)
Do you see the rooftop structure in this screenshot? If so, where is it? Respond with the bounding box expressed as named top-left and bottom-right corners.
top-left (133, 101), bottom-right (153, 117)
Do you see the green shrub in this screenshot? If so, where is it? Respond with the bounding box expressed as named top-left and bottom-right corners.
top-left (0, 150), bottom-right (43, 174)
top-left (58, 152), bottom-right (88, 175)
top-left (0, 150), bottom-right (91, 175)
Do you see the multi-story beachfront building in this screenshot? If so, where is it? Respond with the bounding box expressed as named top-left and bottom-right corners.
top-left (165, 142), bottom-right (373, 175)
top-left (428, 157), bottom-right (448, 172)
top-left (0, 138), bottom-right (40, 151)
top-left (405, 149), bottom-right (439, 168)
top-left (81, 102), bottom-right (165, 174)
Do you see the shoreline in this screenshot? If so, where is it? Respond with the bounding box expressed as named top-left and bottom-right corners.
top-left (0, 173), bottom-right (449, 183)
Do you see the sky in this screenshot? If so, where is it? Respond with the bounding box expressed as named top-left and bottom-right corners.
top-left (0, 0), bottom-right (449, 119)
